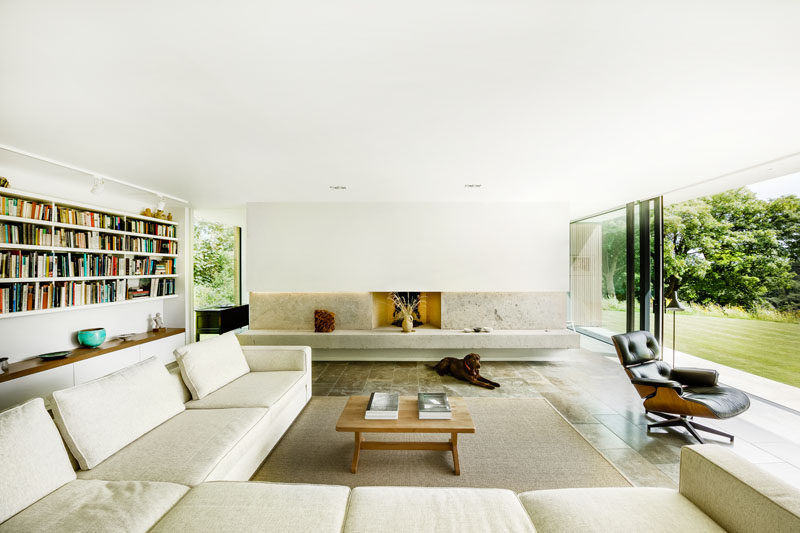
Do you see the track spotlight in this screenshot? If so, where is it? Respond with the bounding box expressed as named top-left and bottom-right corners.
top-left (90, 176), bottom-right (105, 194)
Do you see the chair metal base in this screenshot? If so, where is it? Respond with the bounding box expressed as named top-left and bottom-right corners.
top-left (645, 411), bottom-right (734, 444)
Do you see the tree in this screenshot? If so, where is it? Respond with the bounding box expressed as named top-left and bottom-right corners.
top-left (664, 189), bottom-right (797, 309)
top-left (193, 220), bottom-right (235, 308)
top-left (765, 195), bottom-right (800, 310)
top-left (663, 198), bottom-right (722, 300)
top-left (601, 217), bottom-right (626, 299)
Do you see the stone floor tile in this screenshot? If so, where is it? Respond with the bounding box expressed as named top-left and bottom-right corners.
top-left (754, 461), bottom-right (800, 489)
top-left (541, 393), bottom-right (597, 424)
top-left (572, 423), bottom-right (631, 450)
top-left (601, 448), bottom-right (677, 488)
top-left (755, 442), bottom-right (800, 468)
top-left (655, 463), bottom-right (681, 484)
top-left (368, 365), bottom-right (395, 380)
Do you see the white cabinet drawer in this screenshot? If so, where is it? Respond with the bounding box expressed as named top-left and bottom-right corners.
top-left (0, 365), bottom-right (73, 410)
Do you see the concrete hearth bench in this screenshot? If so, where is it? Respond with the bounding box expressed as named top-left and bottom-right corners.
top-left (239, 328), bottom-right (580, 360)
top-left (1, 333), bottom-right (798, 532)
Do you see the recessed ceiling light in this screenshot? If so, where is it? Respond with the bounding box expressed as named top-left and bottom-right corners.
top-left (464, 184), bottom-right (482, 188)
top-left (329, 185), bottom-right (347, 190)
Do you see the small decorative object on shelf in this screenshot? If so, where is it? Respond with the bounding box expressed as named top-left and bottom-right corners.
top-left (0, 357), bottom-right (8, 373)
top-left (141, 208), bottom-right (154, 218)
top-left (152, 312), bottom-right (164, 332)
top-left (462, 327), bottom-right (493, 333)
top-left (38, 350), bottom-right (70, 360)
top-left (115, 333), bottom-right (136, 341)
top-left (314, 309), bottom-right (335, 333)
top-left (389, 292), bottom-right (424, 333)
top-left (77, 327), bottom-right (106, 347)
top-left (0, 177), bottom-right (9, 188)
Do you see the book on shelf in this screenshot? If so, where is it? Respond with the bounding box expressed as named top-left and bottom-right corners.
top-left (0, 196), bottom-right (52, 220)
top-left (0, 223), bottom-right (52, 246)
top-left (418, 392), bottom-right (452, 419)
top-left (127, 236), bottom-right (178, 254)
top-left (56, 207), bottom-right (124, 230)
top-left (365, 392), bottom-right (399, 420)
top-left (0, 279), bottom-right (127, 314)
top-left (126, 219), bottom-right (176, 238)
top-left (0, 251), bottom-right (55, 279)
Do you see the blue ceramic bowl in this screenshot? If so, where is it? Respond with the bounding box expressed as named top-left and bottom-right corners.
top-left (77, 328), bottom-right (106, 348)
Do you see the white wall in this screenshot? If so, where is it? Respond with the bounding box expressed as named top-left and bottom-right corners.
top-left (246, 202), bottom-right (569, 292)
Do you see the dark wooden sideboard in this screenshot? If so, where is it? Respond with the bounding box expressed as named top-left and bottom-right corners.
top-left (195, 305), bottom-right (249, 341)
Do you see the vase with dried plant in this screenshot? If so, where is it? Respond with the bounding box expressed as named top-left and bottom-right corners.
top-left (389, 292), bottom-right (425, 333)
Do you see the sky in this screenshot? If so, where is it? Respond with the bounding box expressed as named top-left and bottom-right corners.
top-left (748, 171), bottom-right (800, 200)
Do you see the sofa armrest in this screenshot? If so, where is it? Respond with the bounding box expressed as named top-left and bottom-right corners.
top-left (679, 445), bottom-right (800, 532)
top-left (240, 346), bottom-right (311, 372)
top-left (670, 367), bottom-right (718, 387)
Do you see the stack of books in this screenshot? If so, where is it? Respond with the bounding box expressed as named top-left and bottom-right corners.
top-left (418, 392), bottom-right (452, 419)
top-left (364, 392), bottom-right (399, 420)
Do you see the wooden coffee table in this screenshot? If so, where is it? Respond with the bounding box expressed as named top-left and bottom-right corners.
top-left (335, 395), bottom-right (475, 475)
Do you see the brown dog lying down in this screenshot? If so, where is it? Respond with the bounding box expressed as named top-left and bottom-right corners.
top-left (434, 353), bottom-right (500, 389)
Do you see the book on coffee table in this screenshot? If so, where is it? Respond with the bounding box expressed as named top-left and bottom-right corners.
top-left (365, 392), bottom-right (399, 419)
top-left (418, 392), bottom-right (452, 419)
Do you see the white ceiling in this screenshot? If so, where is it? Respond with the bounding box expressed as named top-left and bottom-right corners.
top-left (1, 1), bottom-right (799, 215)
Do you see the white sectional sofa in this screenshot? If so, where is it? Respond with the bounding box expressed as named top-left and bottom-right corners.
top-left (48, 332), bottom-right (312, 487)
top-left (1, 333), bottom-right (799, 532)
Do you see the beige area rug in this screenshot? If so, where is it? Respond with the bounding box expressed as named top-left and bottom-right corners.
top-left (252, 397), bottom-right (631, 492)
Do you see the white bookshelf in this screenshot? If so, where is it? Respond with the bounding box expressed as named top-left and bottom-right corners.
top-left (0, 187), bottom-right (181, 318)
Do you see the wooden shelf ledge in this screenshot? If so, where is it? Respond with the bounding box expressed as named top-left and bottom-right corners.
top-left (0, 327), bottom-right (185, 383)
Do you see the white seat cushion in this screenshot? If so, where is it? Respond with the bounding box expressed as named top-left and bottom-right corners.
top-left (51, 357), bottom-right (186, 470)
top-left (0, 479), bottom-right (188, 533)
top-left (343, 487), bottom-right (536, 533)
top-left (175, 332), bottom-right (250, 400)
top-left (0, 398), bottom-right (77, 523)
top-left (517, 487), bottom-right (725, 532)
top-left (151, 482), bottom-right (350, 533)
top-left (185, 371), bottom-right (304, 409)
top-left (78, 408), bottom-right (267, 486)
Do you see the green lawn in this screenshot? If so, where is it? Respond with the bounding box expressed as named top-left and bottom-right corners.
top-left (601, 310), bottom-right (800, 388)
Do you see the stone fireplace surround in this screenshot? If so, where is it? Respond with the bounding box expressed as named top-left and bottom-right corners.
top-left (240, 292), bottom-right (580, 360)
top-left (249, 291), bottom-right (567, 330)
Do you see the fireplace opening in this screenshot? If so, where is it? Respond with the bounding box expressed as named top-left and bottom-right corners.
top-left (371, 292), bottom-right (441, 329)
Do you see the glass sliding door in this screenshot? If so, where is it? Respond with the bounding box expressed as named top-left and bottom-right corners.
top-left (570, 197), bottom-right (664, 344)
top-left (570, 207), bottom-right (629, 339)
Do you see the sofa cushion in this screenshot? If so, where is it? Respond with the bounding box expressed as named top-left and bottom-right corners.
top-left (343, 487), bottom-right (535, 533)
top-left (0, 479), bottom-right (188, 533)
top-left (151, 482), bottom-right (350, 533)
top-left (175, 332), bottom-right (250, 400)
top-left (51, 357), bottom-right (185, 470)
top-left (517, 487), bottom-right (724, 532)
top-left (0, 398), bottom-right (77, 524)
top-left (185, 371), bottom-right (305, 409)
top-left (77, 408), bottom-right (267, 486)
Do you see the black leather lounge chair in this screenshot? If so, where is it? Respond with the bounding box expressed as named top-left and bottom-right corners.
top-left (611, 330), bottom-right (750, 443)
